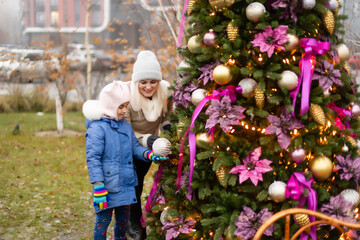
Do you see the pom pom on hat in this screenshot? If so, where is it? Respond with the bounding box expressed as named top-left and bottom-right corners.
top-left (82, 81), bottom-right (131, 121)
top-left (132, 51), bottom-right (162, 82)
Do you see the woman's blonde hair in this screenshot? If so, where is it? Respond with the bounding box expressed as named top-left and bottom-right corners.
top-left (130, 80), bottom-right (169, 122)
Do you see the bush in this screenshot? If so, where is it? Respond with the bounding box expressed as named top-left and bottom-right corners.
top-left (0, 85), bottom-right (55, 113)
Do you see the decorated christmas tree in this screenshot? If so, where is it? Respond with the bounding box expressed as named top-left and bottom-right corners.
top-left (145, 0), bottom-right (360, 239)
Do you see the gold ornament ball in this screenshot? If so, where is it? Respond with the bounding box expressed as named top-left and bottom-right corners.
top-left (187, 35), bottom-right (202, 54)
top-left (213, 64), bottom-right (232, 85)
top-left (309, 155), bottom-right (333, 181)
top-left (209, 0), bottom-right (235, 11)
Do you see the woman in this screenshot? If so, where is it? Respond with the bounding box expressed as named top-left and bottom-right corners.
top-left (124, 50), bottom-right (171, 240)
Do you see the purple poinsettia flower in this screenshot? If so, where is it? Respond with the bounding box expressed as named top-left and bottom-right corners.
top-left (312, 61), bottom-right (342, 91)
top-left (251, 25), bottom-right (288, 58)
top-left (266, 108), bottom-right (304, 149)
top-left (234, 206), bottom-right (275, 240)
top-left (320, 194), bottom-right (356, 226)
top-left (161, 215), bottom-right (196, 240)
top-left (173, 78), bottom-right (198, 108)
top-left (271, 0), bottom-right (303, 23)
top-left (198, 59), bottom-right (221, 85)
top-left (334, 154), bottom-right (360, 188)
top-left (229, 147), bottom-right (272, 186)
top-left (205, 95), bottom-right (246, 133)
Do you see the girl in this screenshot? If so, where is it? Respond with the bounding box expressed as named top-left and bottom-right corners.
top-left (124, 50), bottom-right (171, 240)
top-left (83, 80), bottom-right (166, 240)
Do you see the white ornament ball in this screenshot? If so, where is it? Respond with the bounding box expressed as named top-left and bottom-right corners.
top-left (284, 34), bottom-right (299, 51)
top-left (268, 181), bottom-right (287, 202)
top-left (302, 0), bottom-right (316, 9)
top-left (160, 209), bottom-right (170, 225)
top-left (179, 60), bottom-right (191, 69)
top-left (152, 138), bottom-right (171, 156)
top-left (278, 70), bottom-right (298, 91)
top-left (191, 89), bottom-right (207, 106)
top-left (324, 89), bottom-right (331, 97)
top-left (343, 144), bottom-right (349, 152)
top-left (327, 0), bottom-right (339, 12)
top-left (238, 78), bottom-right (257, 98)
top-left (337, 44), bottom-right (350, 61)
top-left (246, 2), bottom-right (266, 23)
top-left (341, 189), bottom-right (360, 207)
top-left (291, 148), bottom-right (307, 163)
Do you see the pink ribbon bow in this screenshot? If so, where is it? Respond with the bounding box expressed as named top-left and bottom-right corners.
top-left (176, 85), bottom-right (242, 200)
top-left (289, 38), bottom-right (329, 117)
top-left (286, 172), bottom-right (318, 240)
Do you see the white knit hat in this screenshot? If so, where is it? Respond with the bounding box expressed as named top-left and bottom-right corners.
top-left (82, 81), bottom-right (130, 121)
top-left (131, 50), bottom-right (162, 82)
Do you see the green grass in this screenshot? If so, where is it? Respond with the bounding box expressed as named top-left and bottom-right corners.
top-left (0, 112), bottom-right (93, 239)
top-left (0, 112), bottom-right (158, 239)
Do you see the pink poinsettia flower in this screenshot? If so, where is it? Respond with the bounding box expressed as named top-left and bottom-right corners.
top-left (251, 25), bottom-right (289, 58)
top-left (229, 147), bottom-right (273, 186)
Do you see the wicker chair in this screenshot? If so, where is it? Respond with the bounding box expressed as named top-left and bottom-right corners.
top-left (253, 208), bottom-right (360, 240)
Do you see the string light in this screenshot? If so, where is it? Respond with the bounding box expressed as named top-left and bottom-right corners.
top-left (210, 11), bottom-right (215, 16)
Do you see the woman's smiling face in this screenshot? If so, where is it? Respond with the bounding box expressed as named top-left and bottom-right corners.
top-left (138, 79), bottom-right (160, 98)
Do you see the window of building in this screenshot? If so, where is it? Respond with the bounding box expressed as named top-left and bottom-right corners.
top-left (34, 0), bottom-right (44, 9)
top-left (75, 0), bottom-right (81, 26)
top-left (51, 11), bottom-right (59, 27)
top-left (35, 11), bottom-right (45, 27)
top-left (91, 2), bottom-right (102, 27)
top-left (50, 0), bottom-right (58, 10)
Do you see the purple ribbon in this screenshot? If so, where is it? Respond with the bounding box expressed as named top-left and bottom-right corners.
top-left (327, 102), bottom-right (351, 130)
top-left (176, 0), bottom-right (190, 46)
top-left (142, 165), bottom-right (164, 227)
top-left (176, 85), bottom-right (242, 200)
top-left (286, 172), bottom-right (318, 240)
top-left (289, 38), bottom-right (329, 117)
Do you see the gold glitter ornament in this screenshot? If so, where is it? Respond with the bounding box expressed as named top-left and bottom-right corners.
top-left (343, 63), bottom-right (350, 74)
top-left (335, 0), bottom-right (340, 15)
top-left (216, 166), bottom-right (228, 187)
top-left (227, 20), bottom-right (238, 42)
top-left (309, 103), bottom-right (326, 127)
top-left (294, 213), bottom-right (311, 234)
top-left (254, 86), bottom-right (265, 109)
top-left (209, 0), bottom-right (235, 11)
top-left (323, 9), bottom-right (335, 35)
top-left (187, 0), bottom-right (196, 15)
top-left (310, 155), bottom-right (333, 181)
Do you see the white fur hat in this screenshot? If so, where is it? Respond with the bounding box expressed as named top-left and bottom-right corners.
top-left (82, 81), bottom-right (130, 121)
top-left (131, 50), bottom-right (162, 82)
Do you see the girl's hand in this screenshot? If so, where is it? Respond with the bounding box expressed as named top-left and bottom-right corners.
top-left (93, 183), bottom-right (109, 209)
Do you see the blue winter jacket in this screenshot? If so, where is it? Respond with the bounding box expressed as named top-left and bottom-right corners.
top-left (85, 117), bottom-right (149, 213)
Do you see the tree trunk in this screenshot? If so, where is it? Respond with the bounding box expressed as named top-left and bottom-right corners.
top-left (55, 95), bottom-right (64, 134)
top-left (85, 0), bottom-right (92, 100)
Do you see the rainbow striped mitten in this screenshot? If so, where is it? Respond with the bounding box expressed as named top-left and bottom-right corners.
top-left (93, 183), bottom-right (108, 209)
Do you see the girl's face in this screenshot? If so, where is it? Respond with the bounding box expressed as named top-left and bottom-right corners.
top-left (138, 79), bottom-right (160, 98)
top-left (117, 102), bottom-right (129, 120)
